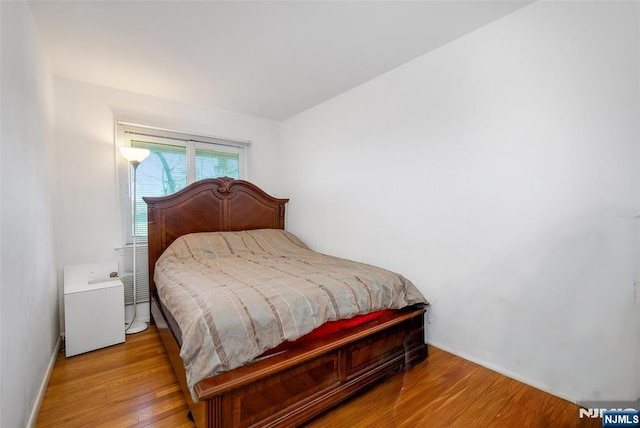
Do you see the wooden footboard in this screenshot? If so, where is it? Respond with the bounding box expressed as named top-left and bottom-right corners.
top-left (153, 298), bottom-right (427, 428)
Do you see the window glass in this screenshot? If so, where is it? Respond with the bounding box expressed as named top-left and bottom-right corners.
top-left (132, 140), bottom-right (188, 196)
top-left (195, 148), bottom-right (240, 181)
top-left (130, 140), bottom-right (187, 237)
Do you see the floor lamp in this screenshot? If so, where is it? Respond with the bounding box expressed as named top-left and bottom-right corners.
top-left (120, 146), bottom-right (150, 334)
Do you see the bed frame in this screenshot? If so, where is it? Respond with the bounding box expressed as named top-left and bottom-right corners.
top-left (143, 177), bottom-right (427, 427)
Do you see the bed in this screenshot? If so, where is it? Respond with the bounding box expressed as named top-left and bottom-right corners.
top-left (143, 177), bottom-right (428, 427)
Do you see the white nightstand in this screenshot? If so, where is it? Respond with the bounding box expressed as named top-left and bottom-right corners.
top-left (64, 262), bottom-right (125, 357)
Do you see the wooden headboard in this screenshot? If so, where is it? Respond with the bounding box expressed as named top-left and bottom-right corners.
top-left (143, 177), bottom-right (289, 298)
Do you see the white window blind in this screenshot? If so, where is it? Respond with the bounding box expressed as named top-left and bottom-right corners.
top-left (116, 122), bottom-right (250, 303)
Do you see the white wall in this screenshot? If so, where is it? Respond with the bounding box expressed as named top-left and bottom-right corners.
top-left (54, 78), bottom-right (282, 324)
top-left (1, 2), bottom-right (59, 427)
top-left (281, 1), bottom-right (639, 402)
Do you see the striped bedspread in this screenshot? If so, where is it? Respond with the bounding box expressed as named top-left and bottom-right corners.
top-left (154, 229), bottom-right (427, 400)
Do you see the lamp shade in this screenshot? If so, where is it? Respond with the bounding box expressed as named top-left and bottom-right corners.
top-left (119, 146), bottom-right (150, 163)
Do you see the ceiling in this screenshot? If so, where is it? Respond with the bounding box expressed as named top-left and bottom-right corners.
top-left (29, 1), bottom-right (532, 121)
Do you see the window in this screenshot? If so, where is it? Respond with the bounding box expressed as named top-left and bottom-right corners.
top-left (118, 123), bottom-right (248, 242)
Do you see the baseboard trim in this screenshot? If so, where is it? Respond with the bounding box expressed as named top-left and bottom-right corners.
top-left (26, 335), bottom-right (62, 428)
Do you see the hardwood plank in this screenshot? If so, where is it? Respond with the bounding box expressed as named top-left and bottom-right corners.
top-left (36, 327), bottom-right (193, 428)
top-left (36, 328), bottom-right (600, 427)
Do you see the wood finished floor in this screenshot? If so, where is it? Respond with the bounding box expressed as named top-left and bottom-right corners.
top-left (36, 326), bottom-right (598, 427)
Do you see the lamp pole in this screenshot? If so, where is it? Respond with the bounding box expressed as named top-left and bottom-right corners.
top-left (119, 147), bottom-right (150, 334)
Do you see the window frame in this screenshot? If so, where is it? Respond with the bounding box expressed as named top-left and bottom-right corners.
top-left (116, 122), bottom-right (250, 246)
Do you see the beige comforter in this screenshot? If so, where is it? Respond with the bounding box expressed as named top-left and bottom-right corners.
top-left (154, 229), bottom-right (427, 399)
